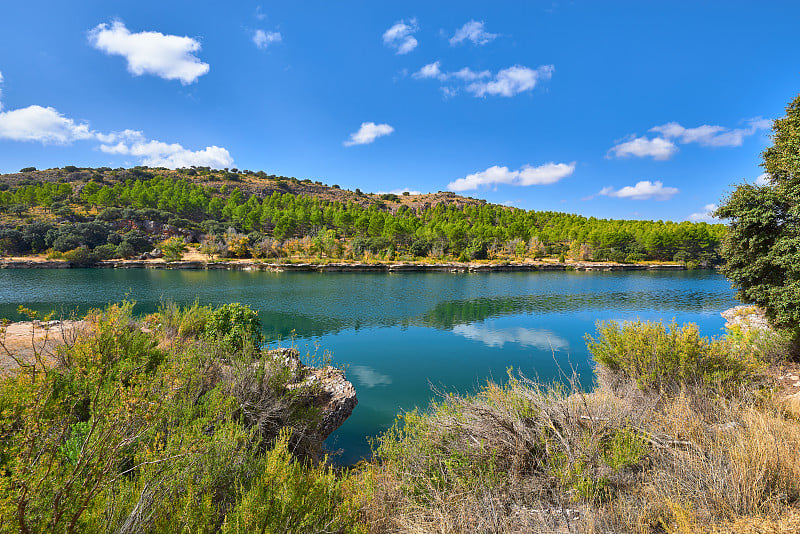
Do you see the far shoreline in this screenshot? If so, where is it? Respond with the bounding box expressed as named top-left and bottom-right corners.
top-left (0, 257), bottom-right (692, 272)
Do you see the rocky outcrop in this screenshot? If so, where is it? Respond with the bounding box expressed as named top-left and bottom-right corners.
top-left (214, 347), bottom-right (357, 446)
top-left (266, 348), bottom-right (357, 442)
top-left (721, 305), bottom-right (771, 331)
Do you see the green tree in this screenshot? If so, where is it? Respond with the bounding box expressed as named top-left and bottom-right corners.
top-left (715, 94), bottom-right (800, 330)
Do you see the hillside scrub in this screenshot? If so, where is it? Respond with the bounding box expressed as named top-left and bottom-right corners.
top-left (0, 166), bottom-right (723, 265)
top-left (0, 302), bottom-right (363, 534)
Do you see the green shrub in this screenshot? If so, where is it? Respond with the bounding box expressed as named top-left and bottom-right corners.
top-left (220, 431), bottom-right (364, 534)
top-left (157, 300), bottom-right (212, 339)
top-left (203, 303), bottom-right (264, 353)
top-left (161, 237), bottom-right (187, 262)
top-left (93, 243), bottom-right (117, 260)
top-left (62, 246), bottom-right (99, 266)
top-left (586, 320), bottom-right (761, 394)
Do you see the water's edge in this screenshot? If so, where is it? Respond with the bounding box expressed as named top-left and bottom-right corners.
top-left (0, 259), bottom-right (688, 272)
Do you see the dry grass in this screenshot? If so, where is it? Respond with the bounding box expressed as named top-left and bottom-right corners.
top-left (356, 367), bottom-right (800, 534)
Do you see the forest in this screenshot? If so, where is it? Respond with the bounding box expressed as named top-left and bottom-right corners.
top-left (0, 166), bottom-right (725, 266)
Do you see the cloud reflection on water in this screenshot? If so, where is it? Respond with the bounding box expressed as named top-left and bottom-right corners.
top-left (350, 365), bottom-right (393, 388)
top-left (452, 323), bottom-right (569, 351)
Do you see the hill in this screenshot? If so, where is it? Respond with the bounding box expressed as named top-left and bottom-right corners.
top-left (0, 165), bottom-right (724, 266)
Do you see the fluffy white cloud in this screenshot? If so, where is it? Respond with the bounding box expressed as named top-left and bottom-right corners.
top-left (0, 105), bottom-right (95, 144)
top-left (413, 61), bottom-right (443, 79)
top-left (253, 29), bottom-right (282, 49)
top-left (382, 19), bottom-right (418, 55)
top-left (99, 130), bottom-right (233, 168)
top-left (689, 203), bottom-right (718, 222)
top-left (467, 65), bottom-right (554, 97)
top-left (413, 62), bottom-right (489, 82)
top-left (88, 20), bottom-right (210, 84)
top-left (610, 118), bottom-right (771, 160)
top-left (449, 20), bottom-right (498, 46)
top-left (415, 62), bottom-right (552, 98)
top-left (599, 180), bottom-right (679, 200)
top-left (343, 122), bottom-right (394, 146)
top-left (0, 74), bottom-right (233, 167)
top-left (448, 162), bottom-right (575, 191)
top-left (755, 173), bottom-right (770, 186)
top-left (651, 118), bottom-right (770, 147)
top-left (452, 324), bottom-right (569, 351)
top-left (608, 136), bottom-right (677, 160)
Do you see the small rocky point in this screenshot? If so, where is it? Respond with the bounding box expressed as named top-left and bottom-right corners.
top-left (266, 347), bottom-right (358, 441)
top-left (721, 305), bottom-right (771, 331)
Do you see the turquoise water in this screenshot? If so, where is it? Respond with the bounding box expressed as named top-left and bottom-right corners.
top-left (0, 269), bottom-right (739, 463)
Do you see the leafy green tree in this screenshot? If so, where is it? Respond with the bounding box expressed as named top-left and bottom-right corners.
top-left (716, 94), bottom-right (800, 330)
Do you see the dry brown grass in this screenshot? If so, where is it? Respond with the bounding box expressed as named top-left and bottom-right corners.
top-left (356, 368), bottom-right (800, 534)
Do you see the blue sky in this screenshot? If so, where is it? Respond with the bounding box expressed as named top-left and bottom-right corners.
top-left (0, 1), bottom-right (798, 222)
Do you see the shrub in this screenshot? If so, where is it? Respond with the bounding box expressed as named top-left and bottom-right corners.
top-left (160, 237), bottom-right (187, 262)
top-left (93, 243), bottom-right (118, 260)
top-left (586, 320), bottom-right (761, 394)
top-left (203, 303), bottom-right (264, 353)
top-left (62, 246), bottom-right (99, 266)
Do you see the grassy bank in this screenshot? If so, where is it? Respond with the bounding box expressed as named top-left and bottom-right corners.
top-left (2, 303), bottom-right (799, 533)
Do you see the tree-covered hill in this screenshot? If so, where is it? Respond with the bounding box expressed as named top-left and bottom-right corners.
top-left (0, 165), bottom-right (724, 265)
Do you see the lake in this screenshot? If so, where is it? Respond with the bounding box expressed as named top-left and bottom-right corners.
top-left (0, 268), bottom-right (739, 463)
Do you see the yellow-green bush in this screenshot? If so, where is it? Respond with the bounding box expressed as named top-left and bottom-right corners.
top-left (586, 320), bottom-right (762, 394)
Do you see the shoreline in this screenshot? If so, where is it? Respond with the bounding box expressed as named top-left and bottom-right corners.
top-left (0, 258), bottom-right (689, 272)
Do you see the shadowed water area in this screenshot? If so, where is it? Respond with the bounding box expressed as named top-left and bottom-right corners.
top-left (0, 269), bottom-right (738, 463)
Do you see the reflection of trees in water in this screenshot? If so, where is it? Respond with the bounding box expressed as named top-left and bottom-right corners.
top-left (417, 291), bottom-right (734, 329)
top-left (258, 311), bottom-right (350, 342)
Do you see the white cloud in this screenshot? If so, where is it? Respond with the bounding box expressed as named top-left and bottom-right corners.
top-left (449, 20), bottom-right (498, 46)
top-left (343, 122), bottom-right (394, 147)
top-left (88, 20), bottom-right (210, 84)
top-left (253, 29), bottom-right (282, 49)
top-left (599, 180), bottom-right (679, 201)
top-left (467, 65), bottom-right (553, 97)
top-left (0, 74), bottom-right (233, 167)
top-left (413, 62), bottom-right (490, 83)
top-left (413, 61), bottom-right (443, 80)
top-left (610, 118), bottom-right (771, 160)
top-left (448, 162), bottom-right (575, 192)
top-left (608, 136), bottom-right (677, 160)
top-left (689, 203), bottom-right (718, 222)
top-left (0, 105), bottom-right (95, 144)
top-left (651, 118), bottom-right (769, 147)
top-left (415, 62), bottom-right (552, 98)
top-left (452, 324), bottom-right (569, 351)
top-left (99, 130), bottom-right (233, 168)
top-left (755, 173), bottom-right (770, 186)
top-left (382, 19), bottom-right (418, 55)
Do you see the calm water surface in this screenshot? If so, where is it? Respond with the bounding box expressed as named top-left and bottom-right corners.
top-left (0, 269), bottom-right (739, 463)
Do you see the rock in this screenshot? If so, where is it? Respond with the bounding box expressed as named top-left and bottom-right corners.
top-left (216, 348), bottom-right (357, 447)
top-left (721, 305), bottom-right (771, 331)
top-left (149, 248), bottom-right (163, 258)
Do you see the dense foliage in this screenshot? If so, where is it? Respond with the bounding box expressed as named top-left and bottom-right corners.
top-left (716, 94), bottom-right (800, 330)
top-left (0, 167), bottom-right (724, 265)
top-left (0, 303), bottom-right (363, 533)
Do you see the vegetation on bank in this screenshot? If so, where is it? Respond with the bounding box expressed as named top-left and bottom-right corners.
top-left (0, 166), bottom-right (723, 266)
top-left (0, 302), bottom-right (364, 534)
top-left (1, 301), bottom-right (797, 533)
